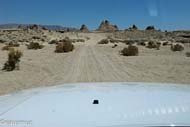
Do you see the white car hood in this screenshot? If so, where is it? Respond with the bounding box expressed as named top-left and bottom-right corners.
top-left (0, 82), bottom-right (190, 127)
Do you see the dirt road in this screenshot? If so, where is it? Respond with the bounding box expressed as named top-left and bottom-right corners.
top-left (0, 33), bottom-right (190, 95)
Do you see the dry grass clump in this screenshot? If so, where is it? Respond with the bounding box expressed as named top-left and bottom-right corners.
top-left (120, 45), bottom-right (139, 56)
top-left (146, 41), bottom-right (160, 50)
top-left (55, 40), bottom-right (74, 53)
top-left (171, 43), bottom-right (184, 51)
top-left (97, 39), bottom-right (109, 44)
top-left (26, 42), bottom-right (44, 50)
top-left (2, 48), bottom-right (23, 71)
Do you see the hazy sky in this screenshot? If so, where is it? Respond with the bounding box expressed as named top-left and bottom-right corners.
top-left (0, 0), bottom-right (190, 30)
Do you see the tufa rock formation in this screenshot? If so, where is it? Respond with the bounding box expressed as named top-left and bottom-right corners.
top-left (80, 24), bottom-right (89, 32)
top-left (146, 26), bottom-right (155, 30)
top-left (128, 25), bottom-right (138, 30)
top-left (97, 20), bottom-right (119, 32)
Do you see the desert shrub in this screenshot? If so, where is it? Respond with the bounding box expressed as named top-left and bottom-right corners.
top-left (146, 26), bottom-right (155, 30)
top-left (112, 44), bottom-right (118, 48)
top-left (32, 36), bottom-right (41, 39)
top-left (49, 40), bottom-right (58, 44)
top-left (120, 45), bottom-right (139, 56)
top-left (77, 39), bottom-right (85, 42)
top-left (162, 41), bottom-right (169, 46)
top-left (146, 41), bottom-right (160, 50)
top-left (97, 39), bottom-right (109, 44)
top-left (0, 39), bottom-right (6, 43)
top-left (2, 48), bottom-right (23, 71)
top-left (123, 40), bottom-right (137, 45)
top-left (26, 42), bottom-right (44, 50)
top-left (186, 52), bottom-right (190, 57)
top-left (171, 43), bottom-right (184, 51)
top-left (139, 41), bottom-right (146, 46)
top-left (55, 41), bottom-right (74, 53)
top-left (110, 39), bottom-right (116, 43)
top-left (41, 38), bottom-right (45, 41)
top-left (109, 39), bottom-right (122, 43)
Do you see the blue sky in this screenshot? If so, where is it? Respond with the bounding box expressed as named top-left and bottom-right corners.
top-left (0, 0), bottom-right (190, 30)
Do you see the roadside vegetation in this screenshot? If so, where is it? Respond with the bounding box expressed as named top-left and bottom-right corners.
top-left (2, 48), bottom-right (23, 71)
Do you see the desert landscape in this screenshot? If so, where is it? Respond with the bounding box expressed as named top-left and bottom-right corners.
top-left (0, 20), bottom-right (190, 95)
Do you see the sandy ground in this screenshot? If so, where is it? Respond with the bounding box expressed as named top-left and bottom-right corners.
top-left (0, 32), bottom-right (190, 95)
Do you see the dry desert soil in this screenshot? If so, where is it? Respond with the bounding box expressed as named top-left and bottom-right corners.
top-left (0, 31), bottom-right (190, 95)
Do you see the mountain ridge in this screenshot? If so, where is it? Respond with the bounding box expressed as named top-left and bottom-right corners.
top-left (0, 23), bottom-right (78, 31)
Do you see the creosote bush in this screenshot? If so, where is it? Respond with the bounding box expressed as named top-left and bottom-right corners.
top-left (55, 40), bottom-right (74, 53)
top-left (120, 45), bottom-right (139, 56)
top-left (146, 41), bottom-right (160, 50)
top-left (171, 43), bottom-right (184, 51)
top-left (2, 48), bottom-right (23, 71)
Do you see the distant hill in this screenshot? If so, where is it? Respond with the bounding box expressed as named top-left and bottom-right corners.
top-left (0, 23), bottom-right (79, 31)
